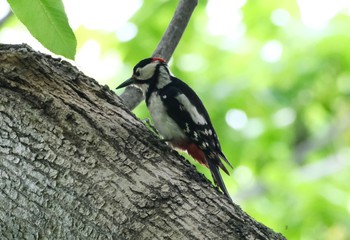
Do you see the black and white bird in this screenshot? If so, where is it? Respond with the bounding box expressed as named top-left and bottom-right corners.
top-left (117, 57), bottom-right (232, 198)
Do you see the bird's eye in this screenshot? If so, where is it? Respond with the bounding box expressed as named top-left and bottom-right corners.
top-left (135, 69), bottom-right (141, 77)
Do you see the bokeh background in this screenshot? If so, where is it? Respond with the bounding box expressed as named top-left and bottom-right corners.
top-left (1, 0), bottom-right (350, 239)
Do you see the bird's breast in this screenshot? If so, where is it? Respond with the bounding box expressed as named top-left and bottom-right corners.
top-left (148, 92), bottom-right (186, 141)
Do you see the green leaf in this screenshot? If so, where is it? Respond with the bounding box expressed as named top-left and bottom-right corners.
top-left (7, 0), bottom-right (77, 59)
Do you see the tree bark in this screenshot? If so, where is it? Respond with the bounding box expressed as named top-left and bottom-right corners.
top-left (0, 44), bottom-right (286, 240)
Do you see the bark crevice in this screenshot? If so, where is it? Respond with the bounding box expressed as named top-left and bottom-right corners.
top-left (0, 44), bottom-right (286, 240)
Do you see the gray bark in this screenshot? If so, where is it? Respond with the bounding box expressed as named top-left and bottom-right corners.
top-left (0, 44), bottom-right (286, 240)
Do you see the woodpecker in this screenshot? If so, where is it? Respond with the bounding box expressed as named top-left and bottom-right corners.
top-left (117, 57), bottom-right (232, 198)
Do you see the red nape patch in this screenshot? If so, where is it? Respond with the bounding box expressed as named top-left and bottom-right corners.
top-left (152, 57), bottom-right (166, 63)
top-left (173, 142), bottom-right (207, 167)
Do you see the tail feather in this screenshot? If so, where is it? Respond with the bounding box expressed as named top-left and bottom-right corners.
top-left (218, 161), bottom-right (230, 175)
top-left (219, 151), bottom-right (233, 169)
top-left (207, 158), bottom-right (231, 200)
top-left (179, 142), bottom-right (232, 200)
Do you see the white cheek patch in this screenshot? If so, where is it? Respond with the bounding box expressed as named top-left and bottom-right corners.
top-left (175, 94), bottom-right (207, 125)
top-left (138, 62), bottom-right (158, 80)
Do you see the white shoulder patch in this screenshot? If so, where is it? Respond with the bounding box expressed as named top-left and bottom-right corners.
top-left (175, 94), bottom-right (207, 125)
top-left (156, 66), bottom-right (172, 89)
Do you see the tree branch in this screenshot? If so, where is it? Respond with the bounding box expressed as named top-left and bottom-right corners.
top-left (0, 10), bottom-right (13, 28)
top-left (294, 113), bottom-right (350, 163)
top-left (0, 43), bottom-right (286, 240)
top-left (119, 0), bottom-right (198, 110)
top-left (152, 0), bottom-right (198, 61)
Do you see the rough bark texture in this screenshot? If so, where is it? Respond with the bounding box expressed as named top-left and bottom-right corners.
top-left (0, 44), bottom-right (286, 240)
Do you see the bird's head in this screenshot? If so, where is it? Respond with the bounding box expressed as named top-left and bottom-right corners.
top-left (116, 57), bottom-right (167, 91)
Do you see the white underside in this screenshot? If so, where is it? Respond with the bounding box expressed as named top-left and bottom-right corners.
top-left (148, 92), bottom-right (186, 141)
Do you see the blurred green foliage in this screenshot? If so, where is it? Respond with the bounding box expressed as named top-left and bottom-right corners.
top-left (2, 0), bottom-right (350, 239)
top-left (122, 2), bottom-right (350, 239)
top-left (124, 2), bottom-right (350, 239)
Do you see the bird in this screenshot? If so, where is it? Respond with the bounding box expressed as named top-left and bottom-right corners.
top-left (117, 57), bottom-right (232, 199)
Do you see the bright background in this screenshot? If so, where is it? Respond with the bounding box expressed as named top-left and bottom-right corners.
top-left (1, 0), bottom-right (350, 239)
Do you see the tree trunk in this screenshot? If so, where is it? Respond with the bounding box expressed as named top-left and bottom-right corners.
top-left (0, 44), bottom-right (286, 240)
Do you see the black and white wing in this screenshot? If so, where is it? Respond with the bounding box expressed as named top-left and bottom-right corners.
top-left (159, 77), bottom-right (232, 196)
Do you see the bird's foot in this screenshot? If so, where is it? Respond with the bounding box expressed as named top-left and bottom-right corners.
top-left (142, 118), bottom-right (160, 135)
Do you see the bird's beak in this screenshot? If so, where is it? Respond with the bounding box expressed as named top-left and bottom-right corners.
top-left (116, 77), bottom-right (136, 89)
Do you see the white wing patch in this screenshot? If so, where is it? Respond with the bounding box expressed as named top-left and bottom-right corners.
top-left (175, 94), bottom-right (208, 125)
top-left (184, 123), bottom-right (190, 133)
top-left (193, 131), bottom-right (199, 141)
top-left (202, 129), bottom-right (213, 136)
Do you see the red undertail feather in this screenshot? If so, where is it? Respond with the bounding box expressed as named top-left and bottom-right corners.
top-left (172, 142), bottom-right (207, 166)
top-left (172, 142), bottom-right (231, 199)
